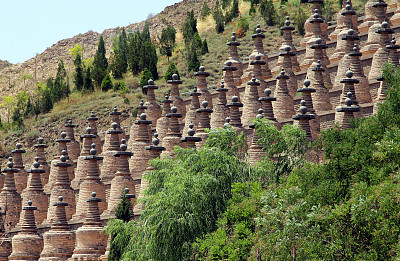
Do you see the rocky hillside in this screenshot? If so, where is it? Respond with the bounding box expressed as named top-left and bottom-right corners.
top-left (0, 0), bottom-right (216, 97)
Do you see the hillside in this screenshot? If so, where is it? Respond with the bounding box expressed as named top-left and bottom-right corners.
top-left (0, 0), bottom-right (218, 97)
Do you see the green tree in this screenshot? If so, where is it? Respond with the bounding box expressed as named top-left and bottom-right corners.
top-left (83, 66), bottom-right (94, 92)
top-left (101, 73), bottom-right (113, 92)
top-left (164, 61), bottom-right (180, 82)
top-left (73, 53), bottom-right (84, 91)
top-left (92, 36), bottom-right (108, 88)
top-left (110, 28), bottom-right (128, 79)
top-left (249, 3), bottom-right (256, 14)
top-left (260, 0), bottom-right (276, 26)
top-left (139, 68), bottom-right (153, 94)
top-left (110, 127), bottom-right (249, 260)
top-left (201, 2), bottom-right (210, 17)
top-left (159, 25), bottom-right (176, 62)
top-left (213, 7), bottom-right (225, 33)
top-left (188, 50), bottom-right (200, 72)
top-left (183, 10), bottom-right (198, 47)
top-left (294, 7), bottom-right (308, 35)
top-left (201, 38), bottom-right (209, 55)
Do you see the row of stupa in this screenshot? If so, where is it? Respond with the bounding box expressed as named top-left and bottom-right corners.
top-left (1, 0), bottom-right (400, 259)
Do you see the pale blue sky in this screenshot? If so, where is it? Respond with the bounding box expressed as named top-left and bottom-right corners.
top-left (0, 0), bottom-right (180, 64)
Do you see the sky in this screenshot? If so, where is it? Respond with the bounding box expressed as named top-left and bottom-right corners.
top-left (0, 0), bottom-right (180, 64)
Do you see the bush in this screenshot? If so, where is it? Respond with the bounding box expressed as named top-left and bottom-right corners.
top-left (101, 73), bottom-right (113, 92)
top-left (164, 62), bottom-right (180, 82)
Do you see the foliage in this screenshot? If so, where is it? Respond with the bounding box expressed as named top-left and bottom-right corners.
top-left (187, 51), bottom-right (200, 72)
top-left (69, 44), bottom-right (83, 58)
top-left (201, 2), bottom-right (210, 17)
top-left (192, 182), bottom-right (263, 261)
top-left (183, 10), bottom-right (198, 48)
top-left (110, 28), bottom-right (128, 79)
top-left (73, 53), bottom-right (84, 91)
top-left (83, 66), bottom-right (94, 92)
top-left (260, 0), bottom-right (277, 26)
top-left (158, 25), bottom-right (176, 62)
top-left (92, 36), bottom-right (108, 88)
top-left (126, 24), bottom-right (158, 80)
top-left (213, 7), bottom-right (225, 33)
top-left (108, 128), bottom-right (250, 261)
top-left (294, 6), bottom-right (308, 35)
top-left (139, 68), bottom-right (153, 94)
top-left (101, 73), bottom-right (113, 92)
top-left (164, 61), bottom-right (180, 82)
top-left (201, 39), bottom-right (209, 55)
top-left (255, 119), bottom-right (310, 182)
top-left (237, 16), bottom-right (250, 34)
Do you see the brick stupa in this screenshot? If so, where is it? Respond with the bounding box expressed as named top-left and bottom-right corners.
top-left (245, 24), bottom-right (272, 80)
top-left (143, 79), bottom-right (161, 130)
top-left (242, 75), bottom-right (261, 128)
top-left (293, 100), bottom-right (316, 140)
top-left (278, 46), bottom-right (298, 97)
top-left (181, 123), bottom-right (202, 149)
top-left (183, 86), bottom-right (201, 135)
top-left (222, 61), bottom-right (240, 102)
top-left (135, 133), bottom-right (166, 213)
top-left (259, 88), bottom-right (279, 127)
top-left (374, 75), bottom-right (387, 113)
top-left (301, 11), bottom-right (330, 73)
top-left (34, 137), bottom-right (50, 187)
top-left (306, 37), bottom-right (332, 88)
top-left (72, 144), bottom-right (106, 221)
top-left (359, 0), bottom-right (384, 34)
top-left (369, 21), bottom-right (394, 81)
top-left (273, 17), bottom-right (300, 73)
top-left (102, 139), bottom-right (135, 218)
top-left (333, 28), bottom-right (360, 89)
top-left (64, 119), bottom-right (80, 160)
top-left (71, 127), bottom-right (97, 191)
top-left (129, 113), bottom-right (152, 190)
top-left (156, 93), bottom-right (173, 143)
top-left (330, 1), bottom-right (358, 64)
top-left (105, 106), bottom-right (125, 146)
top-left (9, 200), bottom-right (43, 261)
top-left (227, 96), bottom-right (246, 134)
top-left (0, 206), bottom-right (11, 261)
top-left (309, 61), bottom-right (332, 113)
top-left (39, 196), bottom-right (75, 261)
top-left (87, 111), bottom-right (102, 154)
top-left (387, 36), bottom-right (400, 66)
top-left (248, 109), bottom-right (266, 166)
top-left (0, 157), bottom-right (21, 231)
top-left (167, 74), bottom-right (186, 124)
top-left (70, 192), bottom-right (107, 260)
top-left (249, 55), bottom-right (267, 99)
top-left (360, 0), bottom-right (389, 56)
top-left (162, 106), bottom-right (183, 156)
top-left (336, 92), bottom-right (361, 129)
top-left (12, 143), bottom-right (27, 194)
top-left (226, 32), bottom-right (243, 86)
top-left (19, 157), bottom-right (48, 226)
top-left (301, 0), bottom-right (329, 47)
top-left (210, 81), bottom-right (229, 129)
top-left (273, 70), bottom-right (295, 122)
top-left (128, 100), bottom-right (148, 147)
top-left (336, 69), bottom-right (360, 122)
top-left (195, 99), bottom-right (213, 149)
top-left (43, 150), bottom-right (75, 224)
top-left (195, 66), bottom-right (213, 108)
top-left (330, 0), bottom-right (358, 41)
top-left (100, 122), bottom-right (123, 190)
top-left (44, 132), bottom-right (74, 194)
top-left (298, 78), bottom-right (320, 139)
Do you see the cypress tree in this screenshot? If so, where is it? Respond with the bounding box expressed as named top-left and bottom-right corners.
top-left (92, 36), bottom-right (108, 88)
top-left (183, 10), bottom-right (198, 48)
top-left (83, 67), bottom-right (94, 92)
top-left (201, 2), bottom-right (210, 17)
top-left (159, 25), bottom-right (176, 62)
top-left (249, 3), bottom-right (256, 14)
top-left (164, 62), bottom-right (180, 81)
top-left (201, 39), bottom-right (209, 55)
top-left (188, 51), bottom-right (200, 72)
top-left (139, 68), bottom-right (153, 94)
top-left (213, 8), bottom-right (225, 33)
top-left (260, 0), bottom-right (276, 26)
top-left (74, 53), bottom-right (84, 91)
